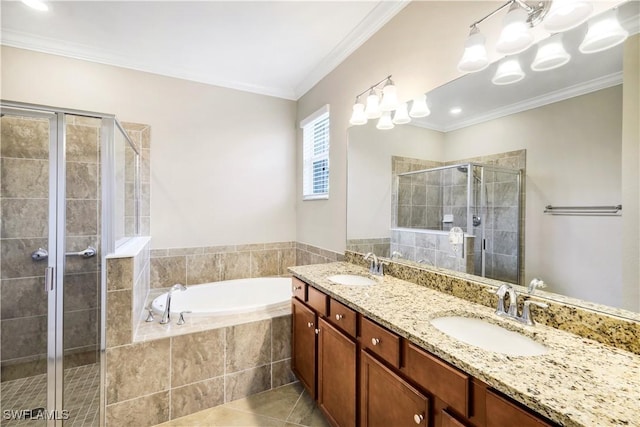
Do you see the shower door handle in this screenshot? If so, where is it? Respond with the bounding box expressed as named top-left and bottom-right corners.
top-left (45, 267), bottom-right (54, 292)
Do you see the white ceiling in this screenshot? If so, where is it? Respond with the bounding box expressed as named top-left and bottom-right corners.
top-left (0, 0), bottom-right (409, 100)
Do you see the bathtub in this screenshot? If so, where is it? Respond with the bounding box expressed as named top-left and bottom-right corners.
top-left (151, 277), bottom-right (292, 316)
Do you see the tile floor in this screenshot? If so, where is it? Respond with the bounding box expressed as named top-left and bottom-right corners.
top-left (0, 364), bottom-right (100, 426)
top-left (156, 382), bottom-right (330, 427)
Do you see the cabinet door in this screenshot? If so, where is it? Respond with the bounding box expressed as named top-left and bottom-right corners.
top-left (318, 318), bottom-right (357, 427)
top-left (486, 390), bottom-right (554, 427)
top-left (292, 298), bottom-right (317, 398)
top-left (361, 350), bottom-right (429, 427)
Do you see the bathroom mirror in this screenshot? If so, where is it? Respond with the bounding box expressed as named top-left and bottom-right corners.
top-left (346, 1), bottom-right (639, 316)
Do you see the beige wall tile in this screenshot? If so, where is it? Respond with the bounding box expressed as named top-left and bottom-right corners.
top-left (150, 256), bottom-right (186, 289)
top-left (272, 359), bottom-right (296, 389)
top-left (66, 124), bottom-right (99, 163)
top-left (1, 116), bottom-right (49, 159)
top-left (64, 272), bottom-right (98, 311)
top-left (170, 377), bottom-right (225, 420)
top-left (271, 315), bottom-right (292, 361)
top-left (106, 391), bottom-right (169, 427)
top-left (107, 258), bottom-right (133, 291)
top-left (220, 251), bottom-right (251, 281)
top-left (279, 249), bottom-right (296, 275)
top-left (66, 199), bottom-right (98, 236)
top-left (1, 237), bottom-right (47, 279)
top-left (106, 338), bottom-right (170, 404)
top-left (63, 309), bottom-right (97, 349)
top-left (1, 277), bottom-right (47, 319)
top-left (186, 253), bottom-right (221, 285)
top-left (66, 162), bottom-right (98, 199)
top-left (1, 198), bottom-right (48, 238)
top-left (225, 364), bottom-right (271, 403)
top-left (226, 319), bottom-right (271, 373)
top-left (171, 329), bottom-right (225, 387)
top-left (106, 290), bottom-right (132, 348)
top-left (1, 158), bottom-right (48, 199)
top-left (1, 357), bottom-right (47, 381)
top-left (0, 315), bottom-right (46, 360)
top-left (251, 250), bottom-right (279, 277)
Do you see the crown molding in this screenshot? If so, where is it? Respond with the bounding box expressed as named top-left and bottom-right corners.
top-left (413, 72), bottom-right (623, 133)
top-left (293, 0), bottom-right (410, 99)
top-left (1, 28), bottom-right (298, 100)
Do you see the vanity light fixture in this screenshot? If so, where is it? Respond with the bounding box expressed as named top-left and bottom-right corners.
top-left (579, 8), bottom-right (629, 54)
top-left (496, 2), bottom-right (535, 55)
top-left (458, 26), bottom-right (490, 73)
top-left (492, 57), bottom-right (526, 85)
top-left (21, 0), bottom-right (48, 11)
top-left (543, 0), bottom-right (593, 32)
top-left (409, 94), bottom-right (431, 118)
top-left (349, 75), bottom-right (413, 129)
top-left (531, 33), bottom-right (571, 71)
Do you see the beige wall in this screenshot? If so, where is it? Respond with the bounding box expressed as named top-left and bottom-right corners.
top-left (1, 46), bottom-right (297, 249)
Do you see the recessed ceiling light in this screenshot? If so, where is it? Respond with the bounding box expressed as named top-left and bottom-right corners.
top-left (450, 107), bottom-right (462, 115)
top-left (21, 0), bottom-right (48, 11)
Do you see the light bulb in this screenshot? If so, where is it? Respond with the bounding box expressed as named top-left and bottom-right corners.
top-left (392, 103), bottom-right (411, 125)
top-left (496, 4), bottom-right (534, 55)
top-left (492, 57), bottom-right (525, 85)
top-left (376, 112), bottom-right (394, 130)
top-left (380, 79), bottom-right (399, 112)
top-left (544, 0), bottom-right (593, 33)
top-left (457, 26), bottom-right (489, 73)
top-left (349, 101), bottom-right (367, 126)
top-left (531, 33), bottom-right (571, 71)
top-left (579, 9), bottom-right (628, 54)
top-left (365, 89), bottom-right (382, 119)
top-left (409, 94), bottom-right (431, 118)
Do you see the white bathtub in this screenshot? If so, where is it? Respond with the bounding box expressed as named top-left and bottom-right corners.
top-left (151, 277), bottom-right (292, 316)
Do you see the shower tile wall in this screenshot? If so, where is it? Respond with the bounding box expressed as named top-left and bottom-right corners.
top-left (122, 122), bottom-right (151, 237)
top-left (0, 115), bottom-right (101, 381)
top-left (346, 238), bottom-right (390, 257)
top-left (447, 150), bottom-right (526, 283)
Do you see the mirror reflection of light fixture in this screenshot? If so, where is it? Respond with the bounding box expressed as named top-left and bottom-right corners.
top-left (496, 2), bottom-right (534, 55)
top-left (492, 57), bottom-right (526, 85)
top-left (543, 0), bottom-right (593, 32)
top-left (376, 112), bottom-right (394, 130)
top-left (392, 103), bottom-right (411, 124)
top-left (409, 94), bottom-right (431, 118)
top-left (21, 0), bottom-right (48, 11)
top-left (457, 26), bottom-right (490, 72)
top-left (349, 75), bottom-right (411, 129)
top-left (579, 8), bottom-right (628, 54)
top-left (531, 33), bottom-right (571, 71)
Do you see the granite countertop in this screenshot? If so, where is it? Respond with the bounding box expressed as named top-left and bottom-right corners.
top-left (289, 262), bottom-right (640, 427)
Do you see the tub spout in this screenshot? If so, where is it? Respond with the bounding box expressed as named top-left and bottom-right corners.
top-left (160, 284), bottom-right (187, 325)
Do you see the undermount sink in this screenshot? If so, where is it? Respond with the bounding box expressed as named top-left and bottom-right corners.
top-left (327, 274), bottom-right (376, 286)
top-left (430, 316), bottom-right (549, 357)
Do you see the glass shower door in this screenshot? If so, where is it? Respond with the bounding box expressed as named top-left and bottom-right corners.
top-left (0, 108), bottom-right (59, 425)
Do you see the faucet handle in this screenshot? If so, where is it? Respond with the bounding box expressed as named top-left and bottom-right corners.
top-left (177, 311), bottom-right (191, 325)
top-left (521, 299), bottom-right (549, 325)
top-left (145, 306), bottom-right (155, 322)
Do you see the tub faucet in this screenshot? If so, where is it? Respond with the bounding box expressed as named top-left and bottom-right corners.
top-left (160, 284), bottom-right (187, 325)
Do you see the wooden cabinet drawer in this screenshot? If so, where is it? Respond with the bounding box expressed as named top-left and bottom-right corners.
top-left (328, 298), bottom-right (357, 338)
top-left (441, 409), bottom-right (467, 427)
top-left (486, 390), bottom-right (553, 427)
top-left (406, 342), bottom-right (470, 418)
top-left (307, 285), bottom-right (328, 317)
top-left (360, 317), bottom-right (401, 368)
top-left (292, 277), bottom-right (306, 301)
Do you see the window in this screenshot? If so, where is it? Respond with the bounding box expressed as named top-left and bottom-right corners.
top-left (301, 105), bottom-right (330, 200)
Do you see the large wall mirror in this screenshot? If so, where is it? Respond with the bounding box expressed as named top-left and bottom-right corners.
top-left (347, 1), bottom-right (639, 316)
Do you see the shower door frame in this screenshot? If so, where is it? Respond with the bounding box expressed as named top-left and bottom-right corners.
top-left (0, 100), bottom-right (137, 427)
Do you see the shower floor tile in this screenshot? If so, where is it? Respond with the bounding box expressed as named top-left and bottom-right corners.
top-left (156, 382), bottom-right (330, 427)
top-left (1, 364), bottom-right (100, 427)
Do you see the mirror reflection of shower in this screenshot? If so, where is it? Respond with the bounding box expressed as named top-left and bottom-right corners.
top-left (392, 161), bottom-right (522, 284)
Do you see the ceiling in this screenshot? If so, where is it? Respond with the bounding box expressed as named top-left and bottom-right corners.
top-left (0, 0), bottom-right (408, 100)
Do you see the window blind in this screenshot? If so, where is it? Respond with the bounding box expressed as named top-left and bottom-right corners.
top-left (302, 107), bottom-right (330, 200)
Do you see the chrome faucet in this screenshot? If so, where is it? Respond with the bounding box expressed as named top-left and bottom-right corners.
top-left (160, 284), bottom-right (187, 325)
top-left (494, 283), bottom-right (548, 326)
top-left (528, 277), bottom-right (546, 294)
top-left (363, 252), bottom-right (384, 276)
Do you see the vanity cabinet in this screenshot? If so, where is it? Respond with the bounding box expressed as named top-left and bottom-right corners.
top-left (361, 350), bottom-right (429, 427)
top-left (291, 279), bottom-right (556, 427)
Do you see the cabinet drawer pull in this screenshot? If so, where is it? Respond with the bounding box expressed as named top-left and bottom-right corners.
top-left (413, 414), bottom-right (424, 424)
top-left (315, 328), bottom-right (320, 335)
top-left (307, 322), bottom-right (314, 328)
top-left (371, 338), bottom-right (380, 346)
top-left (335, 314), bottom-right (344, 320)
top-left (292, 285), bottom-right (302, 292)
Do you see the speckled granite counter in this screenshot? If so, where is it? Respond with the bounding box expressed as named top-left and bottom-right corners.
top-left (289, 262), bottom-right (640, 427)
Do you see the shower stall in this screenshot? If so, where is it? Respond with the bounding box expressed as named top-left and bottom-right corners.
top-left (0, 101), bottom-right (140, 426)
top-left (393, 162), bottom-right (522, 284)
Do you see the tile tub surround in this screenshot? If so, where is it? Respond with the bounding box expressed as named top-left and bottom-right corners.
top-left (289, 262), bottom-right (640, 427)
top-left (345, 251), bottom-right (640, 354)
